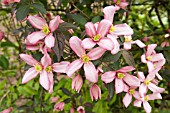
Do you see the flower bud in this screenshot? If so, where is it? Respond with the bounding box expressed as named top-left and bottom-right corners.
top-left (72, 75), bottom-right (83, 93)
top-left (0, 32), bottom-right (4, 41)
top-left (90, 84), bottom-right (101, 101)
top-left (51, 96), bottom-right (60, 103)
top-left (54, 102), bottom-right (65, 111)
top-left (77, 106), bottom-right (85, 113)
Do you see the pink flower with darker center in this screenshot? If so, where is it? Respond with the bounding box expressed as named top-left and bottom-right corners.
top-left (66, 36), bottom-right (106, 83)
top-left (26, 15), bottom-right (60, 48)
top-left (101, 66), bottom-right (140, 94)
top-left (90, 84), bottom-right (101, 101)
top-left (54, 102), bottom-right (65, 111)
top-left (77, 106), bottom-right (85, 113)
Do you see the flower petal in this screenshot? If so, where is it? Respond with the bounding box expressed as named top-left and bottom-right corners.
top-left (141, 54), bottom-right (147, 63)
top-left (101, 71), bottom-right (116, 83)
top-left (22, 67), bottom-right (38, 84)
top-left (66, 59), bottom-right (84, 77)
top-left (87, 47), bottom-right (106, 60)
top-left (39, 70), bottom-right (50, 90)
top-left (123, 93), bottom-right (132, 108)
top-left (148, 83), bottom-right (165, 93)
top-left (118, 66), bottom-right (135, 73)
top-left (137, 72), bottom-right (145, 82)
top-left (147, 62), bottom-right (154, 73)
top-left (27, 15), bottom-right (47, 29)
top-left (41, 53), bottom-right (52, 67)
top-left (20, 54), bottom-right (38, 66)
top-left (143, 101), bottom-right (151, 113)
top-left (52, 61), bottom-right (70, 73)
top-left (84, 62), bottom-right (98, 83)
top-left (48, 72), bottom-right (54, 94)
top-left (146, 44), bottom-right (157, 56)
top-left (133, 100), bottom-right (142, 107)
top-left (27, 31), bottom-right (46, 44)
top-left (97, 38), bottom-right (114, 50)
top-left (69, 36), bottom-right (85, 57)
top-left (146, 67), bottom-right (161, 80)
top-left (123, 73), bottom-right (140, 87)
top-left (85, 22), bottom-right (96, 37)
top-left (103, 6), bottom-right (117, 22)
top-left (97, 19), bottom-right (112, 37)
top-left (150, 53), bottom-right (165, 62)
top-left (107, 34), bottom-right (120, 54)
top-left (124, 42), bottom-right (132, 50)
top-left (113, 23), bottom-right (133, 36)
top-left (148, 93), bottom-right (162, 100)
top-left (49, 15), bottom-right (60, 32)
top-left (115, 78), bottom-right (124, 94)
top-left (81, 38), bottom-right (96, 49)
top-left (132, 40), bottom-right (146, 48)
top-left (139, 83), bottom-right (148, 97)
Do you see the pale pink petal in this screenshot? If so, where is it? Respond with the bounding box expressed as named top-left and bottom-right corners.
top-left (146, 67), bottom-right (161, 80)
top-left (133, 91), bottom-right (142, 100)
top-left (132, 40), bottom-right (146, 48)
top-left (22, 67), bottom-right (39, 84)
top-left (85, 22), bottom-right (96, 37)
top-left (119, 2), bottom-right (128, 9)
top-left (84, 62), bottom-right (98, 83)
top-left (156, 73), bottom-right (162, 80)
top-left (139, 83), bottom-right (148, 97)
top-left (147, 62), bottom-right (154, 73)
top-left (146, 44), bottom-right (157, 56)
top-left (123, 84), bottom-right (129, 92)
top-left (69, 36), bottom-right (85, 57)
top-left (150, 53), bottom-right (165, 62)
top-left (124, 42), bottom-right (132, 50)
top-left (133, 100), bottom-right (142, 107)
top-left (52, 61), bottom-right (70, 73)
top-left (66, 59), bottom-right (84, 77)
top-left (39, 70), bottom-right (50, 90)
top-left (115, 78), bottom-right (124, 94)
top-left (87, 47), bottom-right (106, 60)
top-left (154, 59), bottom-right (165, 68)
top-left (143, 101), bottom-right (151, 113)
top-left (27, 15), bottom-right (47, 29)
top-left (97, 38), bottom-right (114, 50)
top-left (118, 66), bottom-right (135, 73)
top-left (41, 53), bottom-right (51, 67)
top-left (101, 71), bottom-right (116, 83)
top-left (123, 93), bottom-right (132, 108)
top-left (44, 33), bottom-right (55, 48)
top-left (107, 34), bottom-right (120, 54)
top-left (81, 38), bottom-right (96, 49)
top-left (48, 72), bottom-right (54, 94)
top-left (137, 72), bottom-right (145, 82)
top-left (148, 83), bottom-right (165, 93)
top-left (49, 15), bottom-right (60, 32)
top-left (27, 31), bottom-right (46, 44)
top-left (97, 19), bottom-right (112, 37)
top-left (148, 93), bottom-right (162, 100)
top-left (141, 54), bottom-right (147, 63)
top-left (113, 24), bottom-right (133, 36)
top-left (20, 54), bottom-right (38, 66)
top-left (0, 107), bottom-right (13, 113)
top-left (26, 45), bottom-right (39, 51)
top-left (123, 73), bottom-right (140, 87)
top-left (103, 6), bottom-right (117, 22)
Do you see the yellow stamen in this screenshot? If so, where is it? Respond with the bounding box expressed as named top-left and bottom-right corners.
top-left (82, 54), bottom-right (90, 63)
top-left (42, 25), bottom-right (50, 35)
top-left (35, 64), bottom-right (42, 72)
top-left (129, 89), bottom-right (135, 95)
top-left (144, 95), bottom-right (149, 101)
top-left (144, 80), bottom-right (150, 85)
top-left (45, 66), bottom-right (52, 72)
top-left (146, 56), bottom-right (152, 61)
top-left (117, 73), bottom-right (125, 79)
top-left (93, 34), bottom-right (101, 41)
top-left (125, 36), bottom-right (132, 42)
top-left (110, 25), bottom-right (115, 33)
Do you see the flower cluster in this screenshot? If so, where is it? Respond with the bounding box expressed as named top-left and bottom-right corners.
top-left (19, 5), bottom-right (165, 113)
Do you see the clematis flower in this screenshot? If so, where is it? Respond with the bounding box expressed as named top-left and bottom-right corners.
top-left (0, 107), bottom-right (12, 113)
top-left (82, 19), bottom-right (113, 50)
top-left (103, 6), bottom-right (133, 36)
top-left (54, 102), bottom-right (65, 111)
top-left (2, 0), bottom-right (20, 4)
top-left (72, 75), bottom-right (83, 93)
top-left (20, 53), bottom-right (69, 93)
top-left (77, 106), bottom-right (85, 113)
top-left (26, 15), bottom-right (60, 48)
top-left (90, 84), bottom-right (101, 101)
top-left (161, 41), bottom-right (169, 48)
top-left (134, 93), bottom-right (162, 113)
top-left (113, 0), bottom-right (128, 10)
top-left (66, 36), bottom-right (106, 83)
top-left (51, 96), bottom-right (60, 103)
top-left (137, 71), bottom-right (165, 97)
top-left (101, 66), bottom-right (140, 94)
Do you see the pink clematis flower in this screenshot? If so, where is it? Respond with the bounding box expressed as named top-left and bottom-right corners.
top-left (20, 53), bottom-right (69, 93)
top-left (2, 0), bottom-right (20, 4)
top-left (82, 19), bottom-right (114, 50)
top-left (72, 75), bottom-right (83, 93)
top-left (26, 15), bottom-right (60, 48)
top-left (51, 96), bottom-right (60, 103)
top-left (101, 66), bottom-right (140, 94)
top-left (103, 6), bottom-right (133, 36)
top-left (0, 107), bottom-right (12, 113)
top-left (77, 106), bottom-right (85, 113)
top-left (161, 41), bottom-right (169, 48)
top-left (54, 102), bottom-right (65, 111)
top-left (66, 36), bottom-right (106, 83)
top-left (134, 93), bottom-right (162, 113)
top-left (90, 84), bottom-right (101, 101)
top-left (137, 71), bottom-right (165, 97)
top-left (113, 0), bottom-right (128, 10)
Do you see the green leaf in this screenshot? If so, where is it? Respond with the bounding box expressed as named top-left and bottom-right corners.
top-left (106, 81), bottom-right (114, 101)
top-left (92, 16), bottom-right (101, 23)
top-left (31, 3), bottom-right (46, 14)
top-left (58, 22), bottom-right (77, 31)
top-left (61, 88), bottom-right (71, 96)
top-left (0, 55), bottom-right (9, 69)
top-left (16, 5), bottom-right (30, 21)
top-left (69, 14), bottom-right (87, 26)
top-left (102, 51), bottom-right (122, 62)
top-left (122, 50), bottom-right (135, 66)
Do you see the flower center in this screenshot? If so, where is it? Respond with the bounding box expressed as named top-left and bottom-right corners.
top-left (82, 54), bottom-right (90, 63)
top-left (146, 56), bottom-right (152, 61)
top-left (35, 64), bottom-right (42, 72)
top-left (93, 34), bottom-right (101, 41)
top-left (109, 25), bottom-right (115, 33)
top-left (117, 73), bottom-right (125, 79)
top-left (42, 25), bottom-right (50, 35)
top-left (125, 36), bottom-right (132, 42)
top-left (144, 95), bottom-right (149, 101)
top-left (45, 66), bottom-right (52, 72)
top-left (144, 80), bottom-right (150, 85)
top-left (129, 89), bottom-right (135, 95)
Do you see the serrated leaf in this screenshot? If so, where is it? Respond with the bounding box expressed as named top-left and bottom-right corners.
top-left (122, 50), bottom-right (135, 66)
top-left (16, 5), bottom-right (30, 21)
top-left (31, 3), bottom-right (46, 14)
